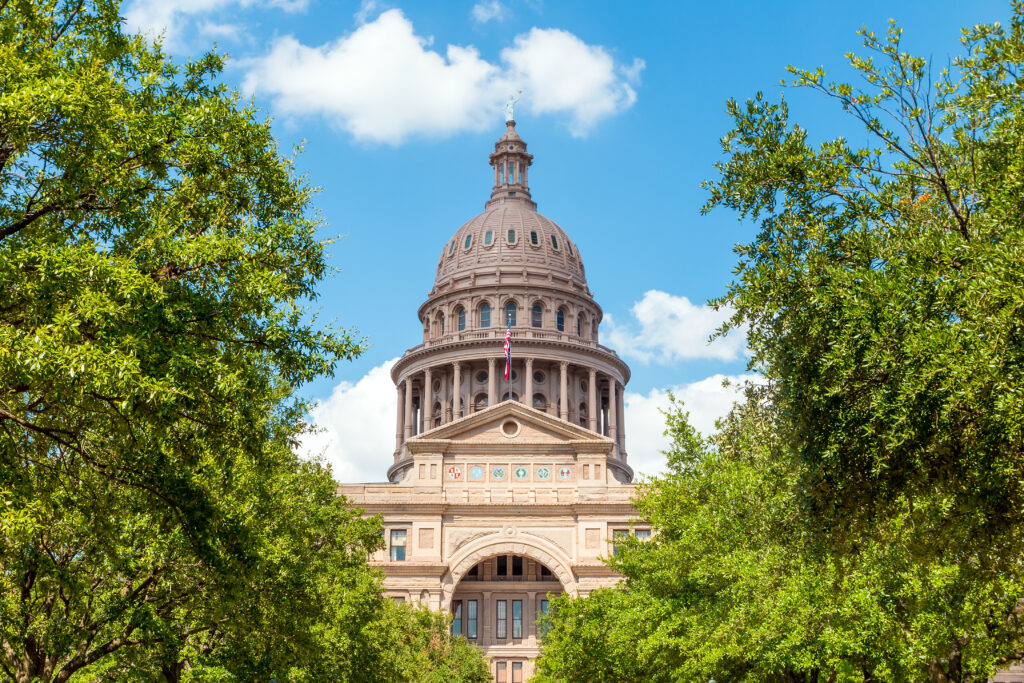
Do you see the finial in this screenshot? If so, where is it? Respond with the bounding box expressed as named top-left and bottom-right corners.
top-left (504, 91), bottom-right (522, 123)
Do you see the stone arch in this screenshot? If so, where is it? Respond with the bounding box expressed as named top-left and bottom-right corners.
top-left (441, 535), bottom-right (577, 609)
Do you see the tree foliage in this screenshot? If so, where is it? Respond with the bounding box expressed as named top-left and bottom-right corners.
top-left (537, 7), bottom-right (1024, 682)
top-left (0, 1), bottom-right (488, 680)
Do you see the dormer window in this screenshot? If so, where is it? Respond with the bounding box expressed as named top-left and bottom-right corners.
top-left (551, 235), bottom-right (559, 250)
top-left (507, 230), bottom-right (516, 244)
top-left (530, 231), bottom-right (539, 246)
top-left (448, 241), bottom-right (455, 256)
top-left (464, 234), bottom-right (472, 249)
top-left (484, 230), bottom-right (493, 246)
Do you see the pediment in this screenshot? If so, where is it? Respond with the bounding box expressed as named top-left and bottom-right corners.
top-left (407, 400), bottom-right (613, 453)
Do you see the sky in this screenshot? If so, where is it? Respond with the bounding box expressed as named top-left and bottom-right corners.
top-left (124, 0), bottom-right (1012, 481)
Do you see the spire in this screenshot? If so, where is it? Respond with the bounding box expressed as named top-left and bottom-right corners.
top-left (486, 120), bottom-right (536, 210)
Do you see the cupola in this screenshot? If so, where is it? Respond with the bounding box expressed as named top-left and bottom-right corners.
top-left (486, 121), bottom-right (536, 210)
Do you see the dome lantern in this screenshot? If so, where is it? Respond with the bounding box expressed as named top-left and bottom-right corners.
top-left (487, 120), bottom-right (536, 210)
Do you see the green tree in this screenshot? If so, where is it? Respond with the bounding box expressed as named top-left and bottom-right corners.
top-left (0, 0), bottom-right (489, 680)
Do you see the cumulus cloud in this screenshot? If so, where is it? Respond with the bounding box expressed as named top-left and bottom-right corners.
top-left (242, 9), bottom-right (643, 144)
top-left (299, 358), bottom-right (398, 484)
top-left (124, 0), bottom-right (307, 51)
top-left (602, 290), bottom-right (745, 364)
top-left (625, 373), bottom-right (760, 479)
top-left (471, 0), bottom-right (509, 23)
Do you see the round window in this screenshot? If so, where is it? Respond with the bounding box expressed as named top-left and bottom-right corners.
top-left (509, 369), bottom-right (518, 382)
top-left (533, 370), bottom-right (546, 383)
top-left (501, 419), bottom-right (520, 437)
top-left (476, 371), bottom-right (488, 384)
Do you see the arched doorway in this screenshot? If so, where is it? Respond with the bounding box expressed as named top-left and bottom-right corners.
top-left (449, 552), bottom-right (565, 682)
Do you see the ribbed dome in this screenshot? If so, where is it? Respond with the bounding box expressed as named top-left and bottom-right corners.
top-left (435, 202), bottom-right (586, 287)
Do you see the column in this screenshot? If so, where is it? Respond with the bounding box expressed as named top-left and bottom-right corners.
top-left (559, 361), bottom-right (568, 421)
top-left (403, 377), bottom-right (413, 442)
top-left (524, 358), bottom-right (534, 408)
top-left (452, 362), bottom-right (462, 419)
top-left (423, 368), bottom-right (433, 431)
top-left (588, 369), bottom-right (597, 432)
top-left (395, 382), bottom-right (405, 450)
top-left (608, 379), bottom-right (618, 445)
top-left (487, 357), bottom-right (497, 405)
top-left (616, 381), bottom-right (626, 456)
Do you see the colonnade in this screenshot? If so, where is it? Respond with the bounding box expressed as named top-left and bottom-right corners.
top-left (395, 358), bottom-right (626, 458)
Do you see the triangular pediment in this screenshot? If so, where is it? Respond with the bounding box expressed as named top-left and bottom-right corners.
top-left (406, 401), bottom-right (613, 453)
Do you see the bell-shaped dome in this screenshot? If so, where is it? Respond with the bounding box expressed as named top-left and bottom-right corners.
top-left (433, 121), bottom-right (588, 294)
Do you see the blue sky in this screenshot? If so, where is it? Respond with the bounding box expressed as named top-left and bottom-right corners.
top-left (125, 0), bottom-right (1011, 480)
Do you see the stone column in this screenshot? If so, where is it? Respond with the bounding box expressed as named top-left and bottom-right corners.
top-left (524, 357), bottom-right (533, 408)
top-left (616, 381), bottom-right (626, 456)
top-left (608, 379), bottom-right (618, 444)
top-left (588, 369), bottom-right (598, 432)
top-left (403, 377), bottom-right (413, 442)
top-left (395, 382), bottom-right (405, 451)
top-left (452, 362), bottom-right (462, 419)
top-left (487, 357), bottom-right (496, 405)
top-left (423, 368), bottom-right (433, 431)
top-left (559, 361), bottom-right (569, 421)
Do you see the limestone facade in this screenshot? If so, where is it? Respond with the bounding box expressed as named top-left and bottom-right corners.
top-left (338, 121), bottom-right (642, 681)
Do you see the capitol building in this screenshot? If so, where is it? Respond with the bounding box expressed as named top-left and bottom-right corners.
top-left (337, 118), bottom-right (644, 681)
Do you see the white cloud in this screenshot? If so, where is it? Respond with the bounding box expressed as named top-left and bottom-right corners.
top-left (242, 9), bottom-right (643, 144)
top-left (300, 358), bottom-right (398, 484)
top-left (124, 0), bottom-right (307, 51)
top-left (354, 0), bottom-right (381, 24)
top-left (602, 290), bottom-right (745, 364)
top-left (625, 373), bottom-right (760, 479)
top-left (472, 0), bottom-right (509, 23)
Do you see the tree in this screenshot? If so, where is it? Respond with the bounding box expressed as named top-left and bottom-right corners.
top-left (0, 1), bottom-right (489, 680)
top-left (539, 8), bottom-right (1024, 682)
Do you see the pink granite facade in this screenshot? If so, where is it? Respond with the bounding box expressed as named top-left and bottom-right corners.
top-left (338, 122), bottom-right (640, 681)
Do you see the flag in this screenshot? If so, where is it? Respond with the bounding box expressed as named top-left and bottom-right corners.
top-left (503, 321), bottom-right (511, 382)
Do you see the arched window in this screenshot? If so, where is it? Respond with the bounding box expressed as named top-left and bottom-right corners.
top-left (507, 230), bottom-right (516, 244)
top-left (531, 304), bottom-right (543, 328)
top-left (439, 313), bottom-right (445, 335)
top-left (530, 231), bottom-right (539, 246)
top-left (533, 393), bottom-right (547, 410)
top-left (480, 303), bottom-right (491, 328)
top-left (505, 302), bottom-right (517, 327)
top-left (556, 309), bottom-right (565, 332)
top-left (576, 314), bottom-right (583, 337)
top-left (484, 230), bottom-right (493, 246)
top-left (457, 307), bottom-right (466, 331)
top-left (464, 234), bottom-right (472, 249)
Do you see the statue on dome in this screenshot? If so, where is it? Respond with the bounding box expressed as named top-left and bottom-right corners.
top-left (505, 91), bottom-right (521, 122)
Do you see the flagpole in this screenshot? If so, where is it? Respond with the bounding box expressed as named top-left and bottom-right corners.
top-left (506, 312), bottom-right (511, 402)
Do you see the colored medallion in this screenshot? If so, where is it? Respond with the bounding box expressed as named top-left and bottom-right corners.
top-left (558, 466), bottom-right (572, 480)
top-left (469, 466), bottom-right (484, 480)
top-left (537, 466), bottom-right (551, 480)
top-left (492, 466), bottom-right (506, 480)
top-left (514, 466), bottom-right (528, 481)
top-left (447, 465), bottom-right (462, 480)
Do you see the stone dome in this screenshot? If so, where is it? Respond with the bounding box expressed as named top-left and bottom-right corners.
top-left (434, 203), bottom-right (586, 288)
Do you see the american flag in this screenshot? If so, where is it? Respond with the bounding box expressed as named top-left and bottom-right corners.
top-left (503, 320), bottom-right (512, 382)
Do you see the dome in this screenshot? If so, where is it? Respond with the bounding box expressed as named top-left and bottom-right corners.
top-left (434, 203), bottom-right (586, 288)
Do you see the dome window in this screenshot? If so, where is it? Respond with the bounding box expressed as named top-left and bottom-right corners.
top-left (577, 314), bottom-right (583, 337)
top-left (567, 242), bottom-right (573, 256)
top-left (457, 307), bottom-right (466, 331)
top-left (476, 371), bottom-right (488, 384)
top-left (551, 235), bottom-right (559, 250)
top-left (557, 309), bottom-right (565, 332)
top-left (530, 231), bottom-right (539, 246)
top-left (448, 241), bottom-right (455, 256)
top-left (464, 234), bottom-right (472, 249)
top-left (484, 230), bottom-right (493, 246)
top-left (480, 303), bottom-right (491, 328)
top-left (507, 230), bottom-right (516, 244)
top-left (533, 370), bottom-right (545, 384)
top-left (531, 304), bottom-right (543, 328)
top-left (505, 302), bottom-right (517, 327)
